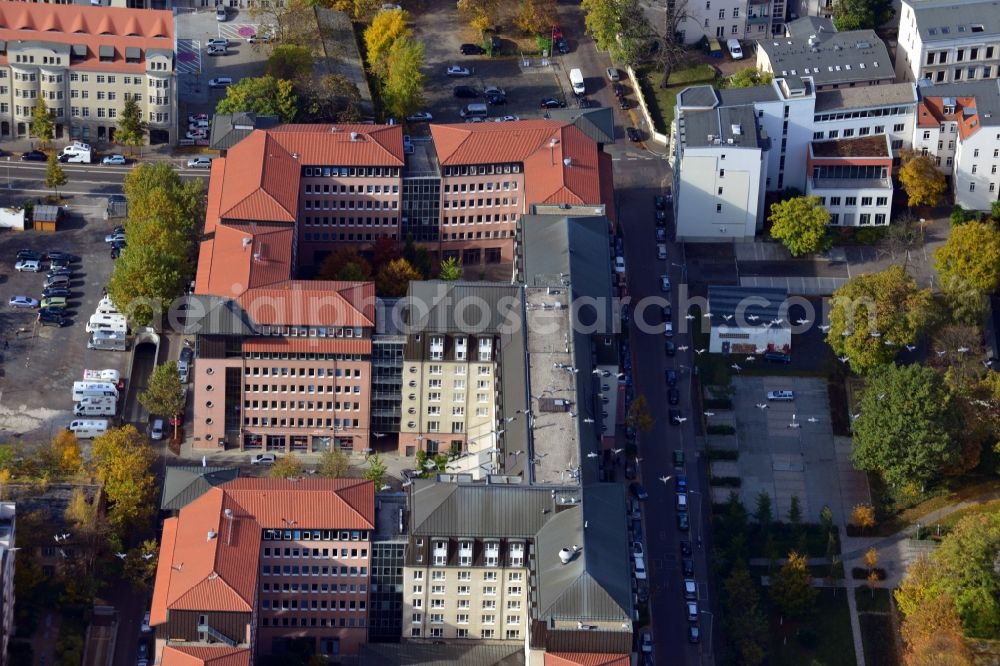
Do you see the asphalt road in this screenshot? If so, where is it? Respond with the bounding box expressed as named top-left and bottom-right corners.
top-left (0, 160), bottom-right (209, 198)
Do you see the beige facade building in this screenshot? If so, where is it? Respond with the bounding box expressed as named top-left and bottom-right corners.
top-left (0, 3), bottom-right (175, 144)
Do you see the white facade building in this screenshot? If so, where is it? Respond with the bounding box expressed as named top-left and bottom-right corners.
top-left (0, 503), bottom-right (14, 666)
top-left (806, 135), bottom-right (895, 226)
top-left (896, 0), bottom-right (1000, 84)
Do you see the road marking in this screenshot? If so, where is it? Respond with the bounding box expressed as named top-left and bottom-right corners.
top-left (176, 39), bottom-right (202, 75)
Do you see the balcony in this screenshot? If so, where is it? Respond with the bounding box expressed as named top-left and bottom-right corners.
top-left (746, 13), bottom-right (771, 24)
top-left (811, 177), bottom-right (892, 189)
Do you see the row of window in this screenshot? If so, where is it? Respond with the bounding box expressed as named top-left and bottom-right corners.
top-left (301, 216), bottom-right (398, 226)
top-left (922, 66), bottom-right (994, 82)
top-left (261, 615), bottom-right (366, 628)
top-left (245, 366), bottom-right (363, 377)
top-left (442, 163), bottom-right (521, 177)
top-left (11, 104), bottom-right (61, 118)
top-left (925, 46), bottom-right (996, 66)
top-left (304, 183), bottom-right (399, 194)
top-left (442, 228), bottom-right (516, 239)
top-left (303, 200), bottom-right (398, 211)
top-left (442, 197), bottom-right (519, 209)
top-left (262, 529), bottom-right (370, 541)
top-left (244, 385), bottom-right (362, 394)
top-left (263, 582), bottom-right (366, 594)
top-left (71, 107), bottom-right (117, 119)
top-left (413, 612), bottom-right (521, 625)
top-left (814, 195), bottom-right (889, 208)
top-left (412, 585), bottom-right (523, 596)
top-left (303, 166), bottom-right (401, 178)
top-left (443, 181), bottom-right (519, 193)
top-left (831, 213), bottom-right (887, 225)
top-left (243, 353), bottom-right (369, 362)
top-left (262, 564), bottom-right (368, 576)
top-left (245, 401), bottom-right (362, 411)
top-left (414, 570), bottom-right (522, 581)
top-left (244, 417), bottom-right (362, 428)
top-left (262, 598), bottom-right (366, 611)
top-left (264, 547), bottom-right (368, 558)
top-left (415, 598), bottom-right (522, 610)
top-left (410, 627), bottom-right (519, 639)
top-left (303, 232), bottom-right (398, 242)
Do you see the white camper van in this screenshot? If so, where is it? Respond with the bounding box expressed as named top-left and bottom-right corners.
top-left (83, 369), bottom-right (121, 384)
top-left (72, 381), bottom-right (119, 402)
top-left (88, 330), bottom-right (128, 351)
top-left (68, 419), bottom-right (109, 439)
top-left (74, 401), bottom-right (117, 417)
top-left (86, 313), bottom-right (128, 334)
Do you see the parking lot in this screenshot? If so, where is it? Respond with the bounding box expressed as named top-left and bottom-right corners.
top-left (409, 0), bottom-right (603, 126)
top-left (0, 197), bottom-right (128, 445)
top-left (173, 9), bottom-right (273, 134)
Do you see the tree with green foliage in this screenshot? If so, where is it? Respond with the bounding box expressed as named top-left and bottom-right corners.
top-left (377, 257), bottom-right (422, 296)
top-left (267, 44), bottom-right (313, 80)
top-left (45, 152), bottom-right (67, 200)
top-left (754, 490), bottom-right (772, 531)
top-left (438, 256), bottom-right (462, 281)
top-left (270, 453), bottom-right (304, 479)
top-left (723, 563), bottom-right (768, 665)
top-left (898, 150), bottom-right (947, 208)
top-left (832, 0), bottom-right (893, 30)
top-left (826, 265), bottom-right (933, 374)
top-left (216, 75), bottom-right (298, 122)
top-left (318, 448), bottom-right (350, 478)
top-left (582, 0), bottom-right (624, 56)
top-left (91, 426), bottom-right (156, 539)
top-left (514, 0), bottom-right (557, 34)
top-left (724, 67), bottom-right (774, 88)
top-left (626, 394), bottom-right (654, 433)
top-left (122, 539), bottom-right (159, 590)
top-left (364, 9), bottom-right (411, 77)
top-left (934, 220), bottom-right (1000, 294)
top-left (317, 246), bottom-right (372, 281)
top-left (116, 96), bottom-right (148, 156)
top-left (301, 74), bottom-right (363, 122)
top-left (819, 505), bottom-right (834, 535)
top-left (769, 551), bottom-right (818, 617)
top-left (403, 237), bottom-right (432, 277)
top-left (382, 36), bottom-right (425, 121)
top-left (29, 99), bottom-right (54, 146)
top-left (768, 195), bottom-right (831, 257)
top-left (852, 363), bottom-right (959, 489)
top-left (139, 361), bottom-right (185, 439)
top-left (363, 452), bottom-right (388, 489)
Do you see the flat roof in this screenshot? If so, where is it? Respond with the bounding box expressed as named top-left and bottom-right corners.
top-left (811, 134), bottom-right (890, 157)
top-left (905, 0), bottom-right (1000, 41)
top-left (683, 105), bottom-right (762, 149)
top-left (814, 82), bottom-right (918, 112)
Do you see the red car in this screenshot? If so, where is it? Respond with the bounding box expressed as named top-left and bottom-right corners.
top-left (551, 24), bottom-right (563, 39)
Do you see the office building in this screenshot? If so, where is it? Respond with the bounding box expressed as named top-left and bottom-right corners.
top-left (0, 503), bottom-right (14, 666)
top-left (896, 0), bottom-right (1000, 84)
top-left (0, 2), bottom-right (175, 143)
top-left (150, 478), bottom-right (375, 663)
top-left (806, 135), bottom-right (894, 225)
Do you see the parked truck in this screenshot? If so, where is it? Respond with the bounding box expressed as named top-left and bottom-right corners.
top-left (569, 68), bottom-right (585, 95)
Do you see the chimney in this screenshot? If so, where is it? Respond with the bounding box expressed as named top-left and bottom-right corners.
top-left (207, 529), bottom-right (217, 541)
top-left (350, 131), bottom-right (359, 141)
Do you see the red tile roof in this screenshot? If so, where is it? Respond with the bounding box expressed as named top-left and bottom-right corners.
top-left (161, 646), bottom-right (251, 666)
top-left (150, 479), bottom-right (374, 625)
top-left (242, 337), bottom-right (372, 355)
top-left (194, 225), bottom-right (295, 298)
top-left (430, 120), bottom-right (611, 211)
top-left (267, 124), bottom-right (406, 166)
top-left (236, 280), bottom-right (375, 327)
top-left (917, 96), bottom-right (982, 140)
top-left (214, 133), bottom-right (301, 224)
top-left (0, 3), bottom-right (173, 73)
top-left (545, 654), bottom-right (630, 666)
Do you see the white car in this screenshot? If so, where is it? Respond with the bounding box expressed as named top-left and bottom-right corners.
top-left (141, 612), bottom-right (151, 633)
top-left (495, 115), bottom-right (519, 122)
top-left (15, 259), bottom-right (41, 272)
top-left (664, 321), bottom-right (674, 337)
top-left (206, 38), bottom-right (228, 48)
top-left (186, 157), bottom-right (213, 168)
top-left (9, 295), bottom-right (39, 308)
top-left (251, 453), bottom-right (277, 465)
top-left (406, 111), bottom-right (433, 122)
top-left (216, 5), bottom-right (227, 21)
top-left (660, 275), bottom-right (670, 292)
top-left (483, 85), bottom-right (506, 97)
top-left (446, 66), bottom-right (472, 77)
top-left (615, 256), bottom-right (625, 273)
top-left (208, 77), bottom-right (233, 88)
top-left (207, 45), bottom-right (227, 55)
top-left (177, 360), bottom-right (190, 383)
top-left (188, 113), bottom-right (210, 124)
top-left (640, 631), bottom-right (653, 653)
top-left (185, 130), bottom-right (208, 140)
top-left (246, 33), bottom-right (272, 44)
top-left (102, 154), bottom-right (127, 165)
top-left (727, 38), bottom-right (743, 59)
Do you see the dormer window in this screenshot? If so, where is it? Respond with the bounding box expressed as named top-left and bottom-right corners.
top-left (455, 337), bottom-right (467, 361)
top-left (430, 336), bottom-right (444, 361)
top-left (459, 540), bottom-right (473, 566)
top-left (485, 541), bottom-right (499, 567)
top-left (510, 542), bottom-right (524, 567)
top-left (478, 337), bottom-right (492, 362)
top-left (433, 540), bottom-right (447, 566)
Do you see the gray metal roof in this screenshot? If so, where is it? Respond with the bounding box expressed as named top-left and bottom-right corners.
top-left (677, 85), bottom-right (719, 109)
top-left (498, 314), bottom-right (530, 479)
top-left (359, 642), bottom-right (524, 665)
top-left (683, 105), bottom-right (762, 148)
top-left (717, 84), bottom-right (781, 106)
top-left (209, 113), bottom-right (281, 152)
top-left (544, 106), bottom-right (615, 145)
top-left (917, 79), bottom-right (1000, 126)
top-left (408, 481), bottom-right (578, 538)
top-left (814, 82), bottom-right (918, 112)
top-left (178, 295), bottom-right (260, 336)
top-left (533, 485), bottom-right (632, 622)
top-left (160, 465), bottom-right (240, 511)
top-left (708, 285), bottom-right (789, 321)
top-left (756, 29), bottom-right (892, 86)
top-left (784, 15), bottom-right (836, 39)
top-left (906, 0), bottom-right (1000, 41)
top-left (405, 281), bottom-right (521, 335)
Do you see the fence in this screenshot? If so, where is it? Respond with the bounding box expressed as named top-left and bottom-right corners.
top-left (625, 65), bottom-right (670, 146)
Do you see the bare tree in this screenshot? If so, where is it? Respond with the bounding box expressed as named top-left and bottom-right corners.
top-left (650, 0), bottom-right (692, 87)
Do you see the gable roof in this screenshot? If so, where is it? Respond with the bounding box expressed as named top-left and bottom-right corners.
top-left (235, 280), bottom-right (376, 327)
top-left (209, 113), bottom-right (281, 152)
top-left (194, 224), bottom-right (295, 298)
top-left (756, 29), bottom-right (892, 86)
top-left (916, 80), bottom-right (1000, 138)
top-left (160, 646), bottom-right (251, 666)
top-left (161, 466), bottom-right (240, 511)
top-left (150, 479), bottom-right (374, 625)
top-left (543, 107), bottom-right (616, 145)
top-left (0, 3), bottom-right (172, 73)
top-left (545, 654), bottom-right (630, 666)
top-left (215, 132), bottom-right (300, 224)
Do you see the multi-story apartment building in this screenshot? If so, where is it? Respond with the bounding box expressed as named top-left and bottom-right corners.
top-left (896, 0), bottom-right (1000, 84)
top-left (912, 79), bottom-right (1000, 210)
top-left (806, 135), bottom-right (894, 225)
top-left (398, 480), bottom-right (632, 662)
top-left (0, 503), bottom-right (14, 666)
top-left (397, 281), bottom-right (518, 460)
top-left (755, 19), bottom-right (894, 92)
top-left (0, 3), bottom-right (175, 144)
top-left (150, 478), bottom-right (375, 664)
top-left (672, 76), bottom-right (914, 239)
top-left (674, 0), bottom-right (785, 43)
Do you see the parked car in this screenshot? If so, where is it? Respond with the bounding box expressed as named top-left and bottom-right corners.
top-left (686, 601), bottom-right (699, 621)
top-left (668, 387), bottom-right (680, 405)
top-left (16, 249), bottom-right (41, 261)
top-left (613, 83), bottom-right (624, 98)
top-left (682, 558), bottom-right (695, 576)
top-left (15, 259), bottom-right (41, 272)
top-left (38, 311), bottom-right (68, 327)
top-left (626, 127), bottom-right (641, 142)
top-left (141, 612), bottom-right (152, 633)
top-left (446, 66), bottom-right (472, 77)
top-left (679, 540), bottom-right (692, 557)
top-left (251, 453), bottom-right (277, 465)
top-left (180, 346), bottom-right (194, 365)
top-left (102, 154), bottom-right (127, 165)
top-left (688, 625), bottom-right (700, 643)
top-left (9, 295), bottom-right (39, 309)
top-left (495, 115), bottom-right (519, 122)
top-left (460, 43), bottom-right (485, 55)
top-left (640, 631), bottom-right (653, 653)
top-left (186, 157), bottom-right (213, 168)
top-left (41, 287), bottom-right (71, 299)
top-left (677, 511), bottom-right (689, 531)
top-left (185, 130), bottom-right (208, 140)
top-left (727, 38), bottom-right (743, 59)
top-left (454, 86), bottom-right (479, 98)
top-left (45, 251), bottom-right (79, 263)
top-left (664, 340), bottom-right (676, 356)
top-left (406, 111), bottom-right (433, 122)
top-left (660, 275), bottom-right (671, 292)
top-left (486, 94), bottom-right (507, 106)
top-left (550, 23), bottom-right (564, 39)
top-left (676, 474), bottom-right (688, 492)
top-left (20, 150), bottom-right (46, 162)
top-left (655, 228), bottom-right (666, 242)
top-left (46, 268), bottom-right (73, 279)
top-left (615, 256), bottom-right (626, 273)
top-left (540, 97), bottom-right (566, 109)
top-left (629, 482), bottom-right (648, 501)
top-left (555, 37), bottom-right (570, 53)
top-left (215, 5), bottom-right (227, 20)
top-left (105, 232), bottom-right (126, 244)
top-left (207, 45), bottom-right (227, 55)
top-left (666, 369), bottom-right (677, 387)
top-left (619, 97), bottom-right (630, 110)
top-left (654, 194), bottom-right (667, 210)
top-left (246, 32), bottom-right (272, 43)
top-left (206, 39), bottom-right (228, 49)
top-left (606, 67), bottom-right (621, 81)
top-left (40, 296), bottom-right (67, 310)
top-left (208, 77), bottom-right (233, 88)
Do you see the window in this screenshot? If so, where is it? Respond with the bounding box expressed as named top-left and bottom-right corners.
top-left (859, 213), bottom-right (871, 225)
top-left (845, 197), bottom-right (857, 206)
top-left (829, 197), bottom-right (841, 206)
top-left (861, 197), bottom-right (873, 206)
top-left (732, 7), bottom-right (739, 16)
top-left (923, 131), bottom-right (931, 140)
top-left (482, 614), bottom-right (496, 624)
top-left (970, 182), bottom-right (976, 191)
top-left (893, 123), bottom-right (905, 132)
top-left (876, 197), bottom-right (888, 206)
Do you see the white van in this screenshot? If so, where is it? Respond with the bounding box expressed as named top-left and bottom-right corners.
top-left (767, 390), bottom-right (795, 401)
top-left (676, 493), bottom-right (688, 511)
top-left (460, 103), bottom-right (489, 119)
top-left (657, 244), bottom-right (667, 260)
top-left (74, 402), bottom-right (116, 417)
top-left (86, 313), bottom-right (128, 334)
top-left (569, 68), bottom-right (585, 95)
top-left (83, 369), bottom-right (121, 384)
top-left (72, 381), bottom-right (119, 402)
top-left (68, 419), bottom-right (109, 439)
top-left (727, 38), bottom-right (743, 59)
top-left (633, 555), bottom-right (647, 580)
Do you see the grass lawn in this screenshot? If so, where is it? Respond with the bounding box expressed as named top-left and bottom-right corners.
top-left (854, 587), bottom-right (891, 613)
top-left (923, 498), bottom-right (1000, 538)
top-left (767, 588), bottom-right (857, 666)
top-left (637, 64), bottom-right (718, 132)
top-left (748, 523), bottom-right (840, 559)
top-left (871, 477), bottom-right (1000, 536)
top-left (859, 613), bottom-right (899, 666)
